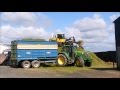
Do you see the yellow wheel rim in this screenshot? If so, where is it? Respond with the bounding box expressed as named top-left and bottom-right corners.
top-left (76, 60), bottom-right (80, 66)
top-left (58, 56), bottom-right (65, 65)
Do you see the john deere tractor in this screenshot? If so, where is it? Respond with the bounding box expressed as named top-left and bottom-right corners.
top-left (57, 40), bottom-right (92, 67)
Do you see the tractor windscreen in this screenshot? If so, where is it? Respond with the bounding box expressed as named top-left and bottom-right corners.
top-left (73, 46), bottom-right (77, 51)
top-left (63, 46), bottom-right (69, 52)
top-left (57, 34), bottom-right (65, 39)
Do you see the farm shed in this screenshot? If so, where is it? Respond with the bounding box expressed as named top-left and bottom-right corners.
top-left (114, 16), bottom-right (120, 70)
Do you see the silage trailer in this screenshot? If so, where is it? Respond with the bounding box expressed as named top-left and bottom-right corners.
top-left (10, 40), bottom-right (58, 68)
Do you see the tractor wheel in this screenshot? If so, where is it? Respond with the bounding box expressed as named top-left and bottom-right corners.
top-left (57, 54), bottom-right (67, 66)
top-left (31, 60), bottom-right (40, 68)
top-left (75, 57), bottom-right (84, 67)
top-left (21, 61), bottom-right (31, 69)
top-left (85, 62), bottom-right (92, 67)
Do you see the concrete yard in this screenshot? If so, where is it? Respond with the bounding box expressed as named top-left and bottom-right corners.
top-left (0, 65), bottom-right (120, 78)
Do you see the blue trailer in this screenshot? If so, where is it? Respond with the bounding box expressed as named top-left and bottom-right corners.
top-left (10, 40), bottom-right (58, 68)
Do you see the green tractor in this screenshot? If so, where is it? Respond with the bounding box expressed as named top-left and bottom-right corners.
top-left (57, 44), bottom-right (92, 67)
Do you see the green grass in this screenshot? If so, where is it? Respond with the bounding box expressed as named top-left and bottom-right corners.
top-left (41, 66), bottom-right (91, 73)
top-left (40, 64), bottom-right (114, 74)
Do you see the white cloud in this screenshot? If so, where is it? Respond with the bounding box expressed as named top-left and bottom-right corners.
top-left (0, 12), bottom-right (117, 52)
top-left (1, 12), bottom-right (36, 22)
top-left (1, 12), bottom-right (52, 28)
top-left (0, 12), bottom-right (52, 44)
top-left (73, 14), bottom-right (106, 32)
top-left (56, 13), bottom-right (116, 52)
top-left (55, 29), bottom-right (64, 34)
top-left (64, 27), bottom-right (82, 40)
top-left (63, 14), bottom-right (107, 40)
top-left (84, 43), bottom-right (116, 52)
top-left (83, 31), bottom-right (116, 52)
top-left (107, 24), bottom-right (115, 33)
top-left (1, 25), bottom-right (49, 43)
top-left (81, 30), bottom-right (108, 39)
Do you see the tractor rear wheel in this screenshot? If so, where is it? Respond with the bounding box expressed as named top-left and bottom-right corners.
top-left (31, 60), bottom-right (40, 68)
top-left (21, 61), bottom-right (31, 69)
top-left (57, 54), bottom-right (67, 66)
top-left (75, 57), bottom-right (84, 67)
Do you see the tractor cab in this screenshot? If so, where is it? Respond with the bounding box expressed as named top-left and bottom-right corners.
top-left (62, 44), bottom-right (77, 58)
top-left (57, 34), bottom-right (65, 39)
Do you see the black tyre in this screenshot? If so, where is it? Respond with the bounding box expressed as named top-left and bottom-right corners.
top-left (21, 61), bottom-right (31, 69)
top-left (31, 60), bottom-right (40, 68)
top-left (57, 54), bottom-right (67, 66)
top-left (85, 62), bottom-right (92, 67)
top-left (75, 57), bottom-right (84, 67)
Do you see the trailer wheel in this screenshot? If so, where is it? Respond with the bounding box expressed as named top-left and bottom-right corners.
top-left (31, 60), bottom-right (40, 68)
top-left (75, 57), bottom-right (84, 67)
top-left (21, 61), bottom-right (31, 69)
top-left (57, 54), bottom-right (67, 66)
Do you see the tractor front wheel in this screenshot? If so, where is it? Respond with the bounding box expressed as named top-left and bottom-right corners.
top-left (85, 62), bottom-right (92, 67)
top-left (57, 54), bottom-right (67, 66)
top-left (75, 57), bottom-right (84, 67)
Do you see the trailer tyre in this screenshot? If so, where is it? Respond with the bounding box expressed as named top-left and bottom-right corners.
top-left (21, 61), bottom-right (31, 69)
top-left (57, 54), bottom-right (67, 66)
top-left (75, 57), bottom-right (84, 67)
top-left (31, 60), bottom-right (40, 68)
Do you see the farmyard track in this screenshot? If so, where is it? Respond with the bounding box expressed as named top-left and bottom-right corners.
top-left (0, 66), bottom-right (120, 78)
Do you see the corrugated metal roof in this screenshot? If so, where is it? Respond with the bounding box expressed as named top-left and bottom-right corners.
top-left (113, 16), bottom-right (120, 23)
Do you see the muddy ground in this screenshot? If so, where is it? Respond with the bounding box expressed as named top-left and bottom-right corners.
top-left (0, 65), bottom-right (120, 78)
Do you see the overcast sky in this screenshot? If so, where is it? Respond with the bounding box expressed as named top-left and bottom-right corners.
top-left (0, 12), bottom-right (120, 52)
